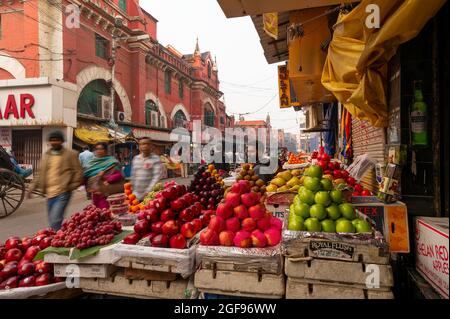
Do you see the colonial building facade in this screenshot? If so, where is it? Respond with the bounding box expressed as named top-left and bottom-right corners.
top-left (0, 0), bottom-right (232, 168)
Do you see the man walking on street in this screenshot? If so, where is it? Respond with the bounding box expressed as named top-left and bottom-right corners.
top-left (131, 137), bottom-right (162, 202)
top-left (79, 146), bottom-right (94, 168)
top-left (28, 131), bottom-right (84, 230)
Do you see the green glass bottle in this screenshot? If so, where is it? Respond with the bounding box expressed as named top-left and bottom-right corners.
top-left (411, 81), bottom-right (428, 147)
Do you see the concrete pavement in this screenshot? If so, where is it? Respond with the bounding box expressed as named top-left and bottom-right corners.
top-left (0, 177), bottom-right (193, 243)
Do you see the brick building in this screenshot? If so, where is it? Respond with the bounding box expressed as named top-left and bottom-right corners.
top-left (0, 0), bottom-right (232, 170)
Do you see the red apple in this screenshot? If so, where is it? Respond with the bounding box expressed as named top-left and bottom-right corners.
top-left (32, 234), bottom-right (47, 247)
top-left (160, 208), bottom-right (175, 222)
top-left (191, 219), bottom-right (203, 232)
top-left (19, 275), bottom-right (36, 288)
top-left (123, 233), bottom-right (141, 245)
top-left (248, 204), bottom-right (266, 220)
top-left (39, 236), bottom-right (53, 250)
top-left (233, 205), bottom-right (249, 220)
top-left (241, 218), bottom-right (257, 232)
top-left (361, 190), bottom-right (372, 196)
top-left (264, 228), bottom-right (281, 247)
top-left (4, 237), bottom-right (21, 250)
top-left (179, 207), bottom-right (194, 222)
top-left (208, 216), bottom-right (226, 233)
top-left (180, 222), bottom-right (196, 239)
top-left (341, 170), bottom-right (349, 179)
top-left (153, 197), bottom-right (168, 212)
top-left (328, 162), bottom-right (335, 171)
top-left (169, 234), bottom-right (186, 249)
top-left (0, 276), bottom-right (19, 289)
top-left (21, 237), bottom-right (33, 252)
top-left (162, 220), bottom-right (179, 237)
top-left (35, 273), bottom-right (52, 286)
top-left (219, 231), bottom-right (235, 246)
top-left (251, 230), bottom-right (267, 248)
top-left (200, 229), bottom-right (219, 246)
top-left (233, 231), bottom-right (252, 248)
top-left (17, 261), bottom-right (35, 276)
top-left (134, 220), bottom-right (150, 236)
top-left (23, 246), bottom-right (41, 261)
top-left (346, 177), bottom-right (356, 186)
top-left (225, 217), bottom-right (241, 233)
top-left (333, 170), bottom-right (342, 179)
top-left (324, 170), bottom-right (331, 175)
top-left (35, 261), bottom-right (53, 274)
top-left (5, 248), bottom-right (22, 263)
top-left (151, 234), bottom-right (169, 248)
top-left (151, 221), bottom-right (165, 234)
top-left (145, 208), bottom-right (160, 222)
top-left (352, 191), bottom-right (361, 197)
top-left (240, 192), bottom-right (259, 207)
top-left (224, 192), bottom-right (241, 208)
top-left (216, 202), bottom-right (233, 219)
top-left (257, 214), bottom-right (271, 231)
top-left (354, 184), bottom-right (363, 193)
top-left (0, 261), bottom-right (18, 277)
top-left (270, 217), bottom-right (283, 230)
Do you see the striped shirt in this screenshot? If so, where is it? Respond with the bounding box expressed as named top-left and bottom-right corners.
top-left (131, 153), bottom-right (163, 201)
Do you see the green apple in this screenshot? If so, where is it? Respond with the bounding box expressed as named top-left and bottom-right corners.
top-left (355, 220), bottom-right (372, 233)
top-left (339, 203), bottom-right (356, 220)
top-left (299, 189), bottom-right (315, 205)
top-left (310, 204), bottom-right (327, 220)
top-left (304, 217), bottom-right (322, 232)
top-left (293, 202), bottom-right (310, 219)
top-left (351, 218), bottom-right (364, 228)
top-left (304, 176), bottom-right (322, 192)
top-left (321, 219), bottom-right (336, 233)
top-left (320, 178), bottom-right (333, 191)
top-left (293, 195), bottom-right (302, 206)
top-left (326, 204), bottom-right (341, 220)
top-left (306, 165), bottom-right (323, 179)
top-left (315, 191), bottom-right (331, 206)
top-left (288, 215), bottom-right (305, 231)
top-left (330, 190), bottom-right (343, 204)
top-left (336, 220), bottom-right (356, 233)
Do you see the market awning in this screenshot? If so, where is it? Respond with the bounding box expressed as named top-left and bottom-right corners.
top-left (218, 0), bottom-right (356, 18)
top-left (75, 121), bottom-right (130, 144)
top-left (321, 0), bottom-right (446, 127)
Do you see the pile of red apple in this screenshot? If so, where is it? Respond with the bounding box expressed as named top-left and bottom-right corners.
top-left (0, 229), bottom-right (61, 290)
top-left (50, 205), bottom-right (123, 249)
top-left (123, 183), bottom-right (213, 249)
top-left (200, 180), bottom-right (282, 248)
top-left (188, 166), bottom-right (224, 210)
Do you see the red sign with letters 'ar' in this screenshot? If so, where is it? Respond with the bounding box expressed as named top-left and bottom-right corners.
top-left (0, 94), bottom-right (35, 120)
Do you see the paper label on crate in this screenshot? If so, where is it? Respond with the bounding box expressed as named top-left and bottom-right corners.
top-left (309, 241), bottom-right (355, 260)
top-left (272, 211), bottom-right (286, 220)
top-left (415, 219), bottom-right (449, 298)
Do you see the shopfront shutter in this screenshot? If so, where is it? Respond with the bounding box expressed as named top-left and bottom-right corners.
top-left (351, 119), bottom-right (387, 193)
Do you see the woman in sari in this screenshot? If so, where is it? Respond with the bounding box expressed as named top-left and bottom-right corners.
top-left (84, 142), bottom-right (124, 209)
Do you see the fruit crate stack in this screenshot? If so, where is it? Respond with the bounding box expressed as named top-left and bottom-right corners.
top-left (79, 241), bottom-right (199, 299)
top-left (282, 222), bottom-right (394, 299)
top-left (195, 245), bottom-right (285, 299)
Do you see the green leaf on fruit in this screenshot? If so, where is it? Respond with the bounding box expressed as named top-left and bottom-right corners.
top-left (69, 230), bottom-right (132, 260)
top-left (33, 246), bottom-right (71, 261)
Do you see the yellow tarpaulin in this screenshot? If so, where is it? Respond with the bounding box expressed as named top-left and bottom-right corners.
top-left (263, 12), bottom-right (278, 40)
top-left (75, 124), bottom-right (111, 145)
top-left (321, 0), bottom-right (446, 127)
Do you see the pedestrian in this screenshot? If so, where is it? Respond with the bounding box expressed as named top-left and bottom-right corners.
top-left (131, 137), bottom-right (163, 202)
top-left (78, 146), bottom-right (94, 168)
top-left (28, 130), bottom-right (83, 230)
top-left (83, 142), bottom-right (124, 209)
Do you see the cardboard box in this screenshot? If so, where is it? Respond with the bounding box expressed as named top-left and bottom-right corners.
top-left (415, 217), bottom-right (449, 299)
top-left (353, 201), bottom-right (410, 253)
top-left (53, 264), bottom-right (116, 279)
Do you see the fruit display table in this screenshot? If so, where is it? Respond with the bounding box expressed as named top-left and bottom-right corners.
top-left (0, 282), bottom-right (72, 299)
top-left (195, 245), bottom-right (285, 299)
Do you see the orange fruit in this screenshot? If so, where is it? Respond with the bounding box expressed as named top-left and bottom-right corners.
top-left (124, 182), bottom-right (132, 190)
top-left (131, 205), bottom-right (139, 213)
top-left (132, 199), bottom-right (139, 206)
top-left (208, 164), bottom-right (215, 171)
top-left (128, 194), bottom-right (136, 201)
top-left (124, 189), bottom-right (132, 196)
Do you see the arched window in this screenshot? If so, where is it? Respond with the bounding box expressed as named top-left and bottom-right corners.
top-left (118, 0), bottom-right (127, 12)
top-left (78, 79), bottom-right (110, 116)
top-left (204, 104), bottom-right (215, 127)
top-left (145, 100), bottom-right (159, 127)
top-left (174, 110), bottom-right (187, 128)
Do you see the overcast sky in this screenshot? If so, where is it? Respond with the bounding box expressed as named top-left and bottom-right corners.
top-left (140, 0), bottom-right (301, 134)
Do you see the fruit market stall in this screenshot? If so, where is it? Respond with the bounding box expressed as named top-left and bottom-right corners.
top-left (0, 228), bottom-right (81, 299)
top-left (194, 180), bottom-right (285, 298)
top-left (283, 165), bottom-right (394, 299)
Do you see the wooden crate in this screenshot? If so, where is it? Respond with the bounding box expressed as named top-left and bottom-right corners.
top-left (285, 257), bottom-right (394, 289)
top-left (286, 278), bottom-right (394, 299)
top-left (283, 238), bottom-right (390, 265)
top-left (54, 264), bottom-right (117, 279)
top-left (201, 256), bottom-right (283, 275)
top-left (195, 269), bottom-right (285, 299)
top-left (114, 256), bottom-right (180, 274)
top-left (80, 273), bottom-right (195, 299)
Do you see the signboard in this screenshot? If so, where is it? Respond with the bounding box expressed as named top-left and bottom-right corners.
top-left (0, 127), bottom-right (12, 151)
top-left (309, 240), bottom-right (355, 261)
top-left (263, 13), bottom-right (278, 40)
top-left (415, 217), bottom-right (449, 299)
top-left (278, 65), bottom-right (292, 109)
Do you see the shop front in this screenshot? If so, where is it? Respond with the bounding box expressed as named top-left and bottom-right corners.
top-left (0, 78), bottom-right (77, 172)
